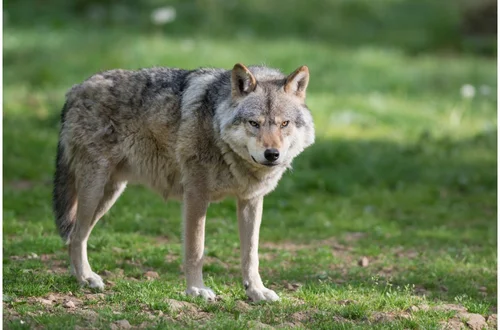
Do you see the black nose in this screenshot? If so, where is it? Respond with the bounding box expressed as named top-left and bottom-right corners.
top-left (264, 148), bottom-right (280, 161)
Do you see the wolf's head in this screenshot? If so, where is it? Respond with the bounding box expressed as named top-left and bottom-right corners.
top-left (219, 63), bottom-right (315, 169)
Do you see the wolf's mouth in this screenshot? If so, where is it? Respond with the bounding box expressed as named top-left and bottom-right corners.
top-left (251, 156), bottom-right (278, 167)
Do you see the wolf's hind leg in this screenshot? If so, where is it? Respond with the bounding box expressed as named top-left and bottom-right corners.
top-left (94, 181), bottom-right (127, 222)
top-left (69, 171), bottom-right (125, 290)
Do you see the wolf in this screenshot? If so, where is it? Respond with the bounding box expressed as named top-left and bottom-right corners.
top-left (53, 63), bottom-right (315, 302)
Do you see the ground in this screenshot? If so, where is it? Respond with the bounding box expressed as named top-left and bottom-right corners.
top-left (3, 1), bottom-right (497, 329)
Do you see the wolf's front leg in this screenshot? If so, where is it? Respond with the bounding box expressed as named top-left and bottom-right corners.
top-left (237, 196), bottom-right (279, 302)
top-left (183, 189), bottom-right (216, 300)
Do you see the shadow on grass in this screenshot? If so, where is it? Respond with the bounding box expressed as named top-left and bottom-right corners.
top-left (289, 132), bottom-right (497, 197)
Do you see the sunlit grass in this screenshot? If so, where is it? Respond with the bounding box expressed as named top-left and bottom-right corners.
top-left (3, 16), bottom-right (496, 329)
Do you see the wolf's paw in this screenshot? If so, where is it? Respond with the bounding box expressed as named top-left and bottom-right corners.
top-left (186, 286), bottom-right (216, 301)
top-left (246, 287), bottom-right (279, 302)
top-left (79, 272), bottom-right (105, 291)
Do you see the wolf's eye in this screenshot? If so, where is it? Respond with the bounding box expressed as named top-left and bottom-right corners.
top-left (281, 121), bottom-right (289, 128)
top-left (249, 121), bottom-right (260, 128)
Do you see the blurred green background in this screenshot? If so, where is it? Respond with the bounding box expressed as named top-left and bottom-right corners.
top-left (4, 0), bottom-right (497, 54)
top-left (3, 1), bottom-right (497, 329)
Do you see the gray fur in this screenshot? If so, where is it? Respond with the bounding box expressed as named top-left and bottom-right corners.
top-left (53, 63), bottom-right (315, 301)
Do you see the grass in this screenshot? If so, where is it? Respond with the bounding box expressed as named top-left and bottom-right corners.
top-left (3, 1), bottom-right (497, 329)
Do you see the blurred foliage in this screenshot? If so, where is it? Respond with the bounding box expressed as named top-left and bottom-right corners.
top-left (4, 0), bottom-right (497, 56)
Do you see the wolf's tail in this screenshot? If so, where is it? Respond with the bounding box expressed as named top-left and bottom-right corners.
top-left (53, 106), bottom-right (77, 244)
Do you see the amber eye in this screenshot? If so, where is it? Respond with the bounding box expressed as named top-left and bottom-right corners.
top-left (249, 121), bottom-right (260, 128)
top-left (281, 121), bottom-right (289, 128)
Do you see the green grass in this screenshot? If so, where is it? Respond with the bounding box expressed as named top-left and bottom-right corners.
top-left (3, 1), bottom-right (497, 329)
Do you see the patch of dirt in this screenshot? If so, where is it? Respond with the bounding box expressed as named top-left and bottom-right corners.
top-left (9, 252), bottom-right (46, 261)
top-left (393, 246), bottom-right (419, 259)
top-left (144, 271), bottom-right (160, 280)
top-left (342, 232), bottom-right (367, 242)
top-left (246, 320), bottom-right (275, 329)
top-left (163, 298), bottom-right (213, 321)
top-left (434, 304), bottom-right (468, 313)
top-left (282, 281), bottom-right (302, 292)
top-left (165, 299), bottom-right (197, 313)
top-left (405, 303), bottom-right (494, 330)
top-left (9, 252), bottom-right (71, 275)
top-left (152, 236), bottom-right (171, 246)
top-left (286, 297), bottom-right (306, 306)
top-left (3, 292), bottom-right (211, 329)
top-left (260, 237), bottom-right (358, 274)
top-left (74, 326), bottom-right (99, 330)
top-left (413, 285), bottom-right (431, 296)
top-left (440, 313), bottom-right (487, 330)
top-left (336, 299), bottom-right (355, 306)
top-left (261, 237), bottom-right (355, 255)
top-left (440, 318), bottom-right (466, 330)
top-left (101, 268), bottom-right (125, 279)
top-left (203, 256), bottom-right (231, 270)
top-left (463, 313), bottom-right (487, 330)
top-left (110, 319), bottom-right (131, 329)
top-left (276, 321), bottom-right (301, 328)
top-left (261, 241), bottom-right (311, 253)
top-left (235, 300), bottom-right (252, 312)
top-left (45, 262), bottom-right (69, 275)
top-left (406, 304), bottom-right (430, 313)
top-left (29, 293), bottom-right (83, 308)
top-left (371, 302), bottom-right (493, 329)
top-left (290, 310), bottom-right (317, 323)
top-left (112, 247), bottom-right (125, 253)
top-left (370, 311), bottom-right (399, 323)
top-left (376, 265), bottom-right (397, 277)
top-left (165, 254), bottom-right (180, 263)
top-left (487, 314), bottom-right (497, 328)
top-left (3, 291), bottom-right (109, 329)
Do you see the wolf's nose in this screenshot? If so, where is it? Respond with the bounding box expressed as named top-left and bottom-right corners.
top-left (264, 148), bottom-right (280, 161)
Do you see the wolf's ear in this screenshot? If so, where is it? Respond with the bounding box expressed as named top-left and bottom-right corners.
top-left (284, 66), bottom-right (309, 99)
top-left (231, 63), bottom-right (257, 98)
